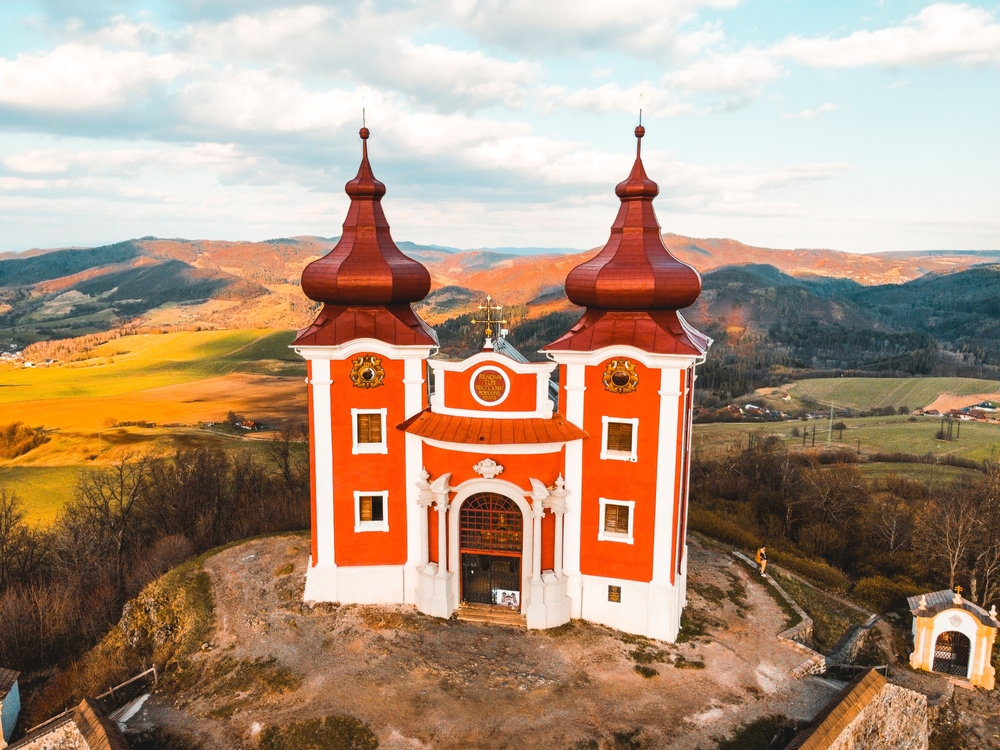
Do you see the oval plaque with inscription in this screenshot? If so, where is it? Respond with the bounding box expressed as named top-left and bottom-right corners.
top-left (470, 366), bottom-right (509, 406)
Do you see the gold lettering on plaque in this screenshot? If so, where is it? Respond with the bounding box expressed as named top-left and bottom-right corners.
top-left (473, 369), bottom-right (507, 403)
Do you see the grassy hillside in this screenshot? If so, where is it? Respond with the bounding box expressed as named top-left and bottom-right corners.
top-left (0, 330), bottom-right (308, 524)
top-left (693, 415), bottom-right (1000, 464)
top-left (771, 376), bottom-right (1000, 411)
top-left (0, 330), bottom-right (300, 404)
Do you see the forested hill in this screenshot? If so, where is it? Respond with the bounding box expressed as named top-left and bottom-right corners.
top-left (681, 264), bottom-right (1000, 403)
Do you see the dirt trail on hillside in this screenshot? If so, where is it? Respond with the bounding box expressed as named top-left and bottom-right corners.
top-left (923, 392), bottom-right (1000, 414)
top-left (142, 536), bottom-right (837, 749)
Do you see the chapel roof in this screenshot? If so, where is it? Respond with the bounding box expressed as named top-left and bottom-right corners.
top-left (563, 125), bottom-right (702, 312)
top-left (399, 410), bottom-right (587, 444)
top-left (299, 127), bottom-right (432, 307)
top-left (543, 127), bottom-right (708, 356)
top-left (293, 128), bottom-right (437, 348)
top-left (907, 589), bottom-right (1000, 628)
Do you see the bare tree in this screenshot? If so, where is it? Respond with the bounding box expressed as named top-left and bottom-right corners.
top-left (863, 491), bottom-right (915, 554)
top-left (915, 485), bottom-right (980, 590)
top-left (70, 452), bottom-right (154, 602)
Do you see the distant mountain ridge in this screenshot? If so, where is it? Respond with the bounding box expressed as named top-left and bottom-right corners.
top-left (2, 234), bottom-right (1000, 354)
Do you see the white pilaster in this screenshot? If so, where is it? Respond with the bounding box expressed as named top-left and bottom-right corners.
top-left (304, 356), bottom-right (337, 602)
top-left (648, 366), bottom-right (683, 640)
top-left (562, 363), bottom-right (586, 618)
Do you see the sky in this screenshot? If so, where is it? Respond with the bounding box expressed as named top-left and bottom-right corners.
top-left (0, 1), bottom-right (998, 255)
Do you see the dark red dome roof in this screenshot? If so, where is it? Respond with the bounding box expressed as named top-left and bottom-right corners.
top-left (564, 126), bottom-right (701, 311)
top-left (301, 128), bottom-right (431, 305)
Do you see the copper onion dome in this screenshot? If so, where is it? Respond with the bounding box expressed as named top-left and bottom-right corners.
top-left (564, 125), bottom-right (701, 311)
top-left (301, 128), bottom-right (432, 305)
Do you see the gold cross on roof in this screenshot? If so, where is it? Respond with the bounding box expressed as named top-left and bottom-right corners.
top-left (471, 295), bottom-right (507, 340)
top-left (956, 586), bottom-right (963, 596)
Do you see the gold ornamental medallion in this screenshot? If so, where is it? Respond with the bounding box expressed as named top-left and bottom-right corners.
top-left (350, 355), bottom-right (385, 388)
top-left (603, 359), bottom-right (638, 394)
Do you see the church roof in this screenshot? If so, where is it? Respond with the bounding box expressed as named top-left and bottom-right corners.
top-left (293, 128), bottom-right (436, 348)
top-left (300, 127), bottom-right (432, 306)
top-left (563, 125), bottom-right (701, 312)
top-left (399, 410), bottom-right (587, 445)
top-left (544, 127), bottom-right (708, 356)
top-left (907, 589), bottom-right (1000, 628)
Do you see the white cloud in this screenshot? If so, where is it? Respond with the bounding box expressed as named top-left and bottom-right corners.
top-left (662, 47), bottom-right (784, 92)
top-left (776, 3), bottom-right (1000, 68)
top-left (782, 103), bottom-right (839, 120)
top-left (0, 43), bottom-right (189, 111)
top-left (539, 83), bottom-right (696, 117)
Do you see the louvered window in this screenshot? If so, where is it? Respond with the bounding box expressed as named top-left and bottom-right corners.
top-left (357, 413), bottom-right (383, 444)
top-left (606, 421), bottom-right (633, 453)
top-left (604, 503), bottom-right (630, 535)
top-left (359, 495), bottom-right (384, 523)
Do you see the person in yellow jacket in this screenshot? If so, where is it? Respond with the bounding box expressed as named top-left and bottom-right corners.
top-left (755, 546), bottom-right (768, 576)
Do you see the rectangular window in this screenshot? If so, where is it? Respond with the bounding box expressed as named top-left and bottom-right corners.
top-left (354, 490), bottom-right (389, 532)
top-left (359, 495), bottom-right (384, 523)
top-left (606, 421), bottom-right (633, 453)
top-left (351, 408), bottom-right (388, 454)
top-left (357, 413), bottom-right (382, 443)
top-left (597, 498), bottom-right (635, 544)
top-left (604, 503), bottom-right (629, 534)
top-left (601, 416), bottom-right (638, 461)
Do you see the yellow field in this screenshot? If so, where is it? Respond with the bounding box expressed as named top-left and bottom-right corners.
top-left (0, 330), bottom-right (309, 524)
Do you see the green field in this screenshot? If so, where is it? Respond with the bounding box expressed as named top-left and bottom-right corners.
top-left (771, 376), bottom-right (1000, 412)
top-left (0, 329), bottom-right (301, 404)
top-left (693, 416), bottom-right (1000, 464)
top-left (0, 465), bottom-right (83, 525)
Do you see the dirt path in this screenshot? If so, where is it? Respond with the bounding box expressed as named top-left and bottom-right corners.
top-left (144, 536), bottom-right (837, 749)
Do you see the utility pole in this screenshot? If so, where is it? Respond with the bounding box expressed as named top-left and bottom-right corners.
top-left (828, 401), bottom-right (834, 448)
top-left (811, 425), bottom-right (816, 447)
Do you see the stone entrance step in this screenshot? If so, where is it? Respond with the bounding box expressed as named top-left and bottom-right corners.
top-left (455, 602), bottom-right (527, 628)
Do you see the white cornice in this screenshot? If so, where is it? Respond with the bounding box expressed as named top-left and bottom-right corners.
top-left (544, 346), bottom-right (705, 369)
top-left (293, 339), bottom-right (437, 360)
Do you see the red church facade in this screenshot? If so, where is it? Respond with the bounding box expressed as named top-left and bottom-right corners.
top-left (293, 125), bottom-right (710, 641)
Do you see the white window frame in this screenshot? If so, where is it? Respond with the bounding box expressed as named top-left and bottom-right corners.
top-left (351, 408), bottom-right (388, 454)
top-left (598, 498), bottom-right (635, 544)
top-left (354, 490), bottom-right (390, 532)
top-left (601, 416), bottom-right (639, 462)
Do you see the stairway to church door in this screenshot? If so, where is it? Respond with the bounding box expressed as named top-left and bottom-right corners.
top-left (459, 492), bottom-right (523, 610)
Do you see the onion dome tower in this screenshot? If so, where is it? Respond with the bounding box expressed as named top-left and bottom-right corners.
top-left (294, 127), bottom-right (437, 347)
top-left (294, 128), bottom-right (438, 607)
top-left (545, 125), bottom-right (708, 355)
top-left (542, 126), bottom-right (710, 643)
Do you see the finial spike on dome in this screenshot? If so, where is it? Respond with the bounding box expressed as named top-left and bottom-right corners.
top-left (635, 124), bottom-right (645, 158)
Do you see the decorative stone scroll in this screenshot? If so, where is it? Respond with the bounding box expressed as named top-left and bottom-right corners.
top-left (472, 458), bottom-right (504, 479)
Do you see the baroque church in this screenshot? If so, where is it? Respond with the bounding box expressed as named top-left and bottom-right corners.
top-left (292, 124), bottom-right (710, 641)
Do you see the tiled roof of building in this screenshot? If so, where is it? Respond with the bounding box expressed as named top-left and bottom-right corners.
top-left (785, 669), bottom-right (886, 750)
top-left (399, 410), bottom-right (587, 444)
top-left (292, 304), bottom-right (438, 347)
top-left (0, 668), bottom-right (18, 698)
top-left (542, 309), bottom-right (710, 355)
top-left (907, 589), bottom-right (1000, 628)
top-left (9, 698), bottom-right (129, 750)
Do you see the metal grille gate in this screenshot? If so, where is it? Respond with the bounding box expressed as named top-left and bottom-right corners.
top-left (933, 631), bottom-right (971, 677)
top-left (460, 493), bottom-right (522, 607)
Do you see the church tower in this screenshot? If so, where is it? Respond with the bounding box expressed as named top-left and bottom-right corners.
top-left (543, 125), bottom-right (710, 641)
top-left (294, 127), bottom-right (438, 604)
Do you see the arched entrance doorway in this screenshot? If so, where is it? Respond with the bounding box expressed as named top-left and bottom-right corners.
top-left (933, 631), bottom-right (972, 677)
top-left (460, 493), bottom-right (523, 609)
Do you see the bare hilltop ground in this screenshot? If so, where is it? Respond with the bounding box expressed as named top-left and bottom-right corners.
top-left (132, 535), bottom-right (839, 749)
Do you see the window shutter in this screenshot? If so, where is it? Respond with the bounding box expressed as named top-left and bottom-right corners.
top-left (357, 413), bottom-right (383, 444)
top-left (359, 495), bottom-right (384, 522)
top-left (604, 504), bottom-right (630, 534)
top-left (606, 421), bottom-right (633, 453)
